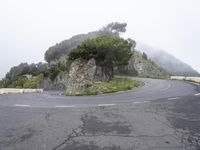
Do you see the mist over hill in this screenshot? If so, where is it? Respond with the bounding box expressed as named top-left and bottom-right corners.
top-left (45, 23), bottom-right (199, 78)
top-left (136, 43), bottom-right (199, 76)
top-left (44, 22), bottom-right (127, 64)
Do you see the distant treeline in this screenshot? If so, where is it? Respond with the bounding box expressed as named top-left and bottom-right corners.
top-left (0, 62), bottom-right (69, 88)
top-left (0, 63), bottom-right (47, 88)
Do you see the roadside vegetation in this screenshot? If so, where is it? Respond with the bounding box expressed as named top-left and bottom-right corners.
top-left (0, 61), bottom-right (71, 88)
top-left (0, 74), bottom-right (44, 89)
top-left (23, 74), bottom-right (44, 88)
top-left (65, 77), bottom-right (140, 96)
top-left (95, 77), bottom-right (140, 92)
top-left (0, 63), bottom-right (47, 88)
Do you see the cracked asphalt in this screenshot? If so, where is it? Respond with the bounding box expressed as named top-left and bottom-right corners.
top-left (0, 78), bottom-right (199, 150)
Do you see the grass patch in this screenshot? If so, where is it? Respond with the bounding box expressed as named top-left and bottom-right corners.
top-left (65, 77), bottom-right (140, 96)
top-left (95, 77), bottom-right (140, 93)
top-left (23, 74), bottom-right (44, 88)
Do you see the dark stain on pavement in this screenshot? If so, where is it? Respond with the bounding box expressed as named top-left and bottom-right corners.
top-left (19, 132), bottom-right (34, 142)
top-left (80, 114), bottom-right (131, 135)
top-left (52, 110), bottom-right (132, 150)
top-left (18, 127), bottom-right (36, 142)
top-left (62, 141), bottom-right (121, 150)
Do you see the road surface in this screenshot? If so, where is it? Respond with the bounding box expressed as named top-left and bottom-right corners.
top-left (0, 78), bottom-right (199, 150)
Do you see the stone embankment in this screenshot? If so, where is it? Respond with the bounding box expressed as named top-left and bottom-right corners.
top-left (0, 88), bottom-right (43, 95)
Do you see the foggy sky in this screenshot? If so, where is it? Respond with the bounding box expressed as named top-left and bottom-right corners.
top-left (0, 0), bottom-right (200, 79)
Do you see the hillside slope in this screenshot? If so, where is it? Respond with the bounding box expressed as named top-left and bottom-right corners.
top-left (45, 31), bottom-right (104, 64)
top-left (44, 22), bottom-right (167, 79)
top-left (115, 51), bottom-right (168, 78)
top-left (44, 22), bottom-right (127, 64)
top-left (45, 35), bottom-right (167, 79)
top-left (137, 43), bottom-right (199, 76)
top-left (1, 22), bottom-right (168, 90)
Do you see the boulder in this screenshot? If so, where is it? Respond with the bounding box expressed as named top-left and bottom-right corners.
top-left (65, 58), bottom-right (112, 95)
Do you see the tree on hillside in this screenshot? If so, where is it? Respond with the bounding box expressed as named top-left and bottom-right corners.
top-left (102, 22), bottom-right (127, 35)
top-left (68, 35), bottom-right (133, 79)
top-left (142, 52), bottom-right (148, 60)
top-left (1, 62), bottom-right (48, 88)
top-left (5, 63), bottom-right (48, 81)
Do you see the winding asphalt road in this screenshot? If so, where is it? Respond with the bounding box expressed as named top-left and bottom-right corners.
top-left (0, 78), bottom-right (200, 150)
top-left (0, 78), bottom-right (199, 108)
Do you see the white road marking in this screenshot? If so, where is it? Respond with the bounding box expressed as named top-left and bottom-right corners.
top-left (55, 105), bottom-right (75, 108)
top-left (14, 104), bottom-right (30, 107)
top-left (195, 93), bottom-right (200, 96)
top-left (133, 101), bottom-right (150, 104)
top-left (97, 104), bottom-right (116, 107)
top-left (168, 97), bottom-right (179, 100)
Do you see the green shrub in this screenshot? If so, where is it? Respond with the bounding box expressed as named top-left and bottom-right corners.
top-left (7, 77), bottom-right (28, 88)
top-left (68, 35), bottom-right (133, 68)
top-left (45, 63), bottom-right (71, 81)
top-left (84, 80), bottom-right (93, 88)
top-left (23, 74), bottom-right (44, 88)
top-left (48, 65), bottom-right (60, 81)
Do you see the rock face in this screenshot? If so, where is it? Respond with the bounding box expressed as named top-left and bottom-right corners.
top-left (39, 58), bottom-right (112, 93)
top-left (137, 43), bottom-right (199, 76)
top-left (65, 58), bottom-right (112, 95)
top-left (38, 71), bottom-right (69, 90)
top-left (115, 51), bottom-right (168, 78)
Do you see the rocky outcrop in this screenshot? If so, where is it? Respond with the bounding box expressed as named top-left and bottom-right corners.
top-left (115, 51), bottom-right (168, 78)
top-left (137, 43), bottom-right (200, 76)
top-left (37, 78), bottom-right (52, 90)
top-left (38, 71), bottom-right (69, 90)
top-left (39, 58), bottom-right (113, 93)
top-left (65, 58), bottom-right (112, 95)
